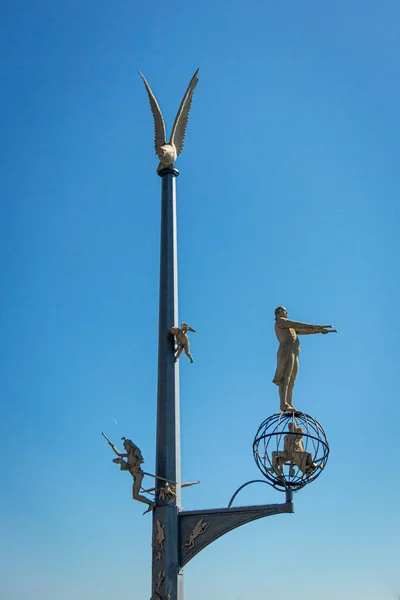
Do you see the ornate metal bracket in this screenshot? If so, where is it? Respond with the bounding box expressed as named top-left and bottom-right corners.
top-left (178, 493), bottom-right (294, 568)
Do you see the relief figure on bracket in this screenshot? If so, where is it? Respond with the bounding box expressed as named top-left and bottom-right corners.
top-left (182, 517), bottom-right (209, 552)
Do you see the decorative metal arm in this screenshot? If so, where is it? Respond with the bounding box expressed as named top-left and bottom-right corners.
top-left (179, 492), bottom-right (294, 568)
top-left (228, 479), bottom-right (276, 508)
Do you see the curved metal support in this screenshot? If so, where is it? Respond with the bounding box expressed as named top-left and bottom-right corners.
top-left (179, 499), bottom-right (293, 568)
top-left (227, 480), bottom-right (271, 508)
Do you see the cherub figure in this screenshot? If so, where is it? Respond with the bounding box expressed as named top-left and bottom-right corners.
top-left (170, 322), bottom-right (196, 363)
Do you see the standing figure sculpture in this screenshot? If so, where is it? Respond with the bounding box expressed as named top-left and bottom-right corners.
top-left (273, 306), bottom-right (337, 412)
top-left (170, 322), bottom-right (196, 363)
top-left (138, 69), bottom-right (199, 173)
top-left (112, 437), bottom-right (157, 514)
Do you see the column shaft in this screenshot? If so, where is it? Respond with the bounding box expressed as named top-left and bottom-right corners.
top-left (152, 168), bottom-right (183, 600)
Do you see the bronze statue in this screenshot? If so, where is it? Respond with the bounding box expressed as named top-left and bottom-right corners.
top-left (138, 69), bottom-right (199, 173)
top-left (170, 322), bottom-right (196, 363)
top-left (103, 433), bottom-right (199, 511)
top-left (273, 306), bottom-right (337, 412)
top-left (272, 422), bottom-right (321, 479)
top-left (103, 433), bottom-right (156, 514)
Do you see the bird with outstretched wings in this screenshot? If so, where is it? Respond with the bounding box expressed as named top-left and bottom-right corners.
top-left (138, 69), bottom-right (199, 172)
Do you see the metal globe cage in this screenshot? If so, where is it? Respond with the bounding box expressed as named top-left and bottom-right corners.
top-left (253, 412), bottom-right (329, 491)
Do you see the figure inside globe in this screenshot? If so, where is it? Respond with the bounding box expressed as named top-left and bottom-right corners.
top-left (271, 422), bottom-right (321, 480)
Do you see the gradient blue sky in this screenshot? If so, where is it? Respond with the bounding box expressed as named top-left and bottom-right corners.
top-left (1, 1), bottom-right (399, 599)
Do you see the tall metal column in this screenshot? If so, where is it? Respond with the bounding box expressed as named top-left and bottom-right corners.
top-left (152, 167), bottom-right (183, 600)
top-left (136, 69), bottom-right (308, 600)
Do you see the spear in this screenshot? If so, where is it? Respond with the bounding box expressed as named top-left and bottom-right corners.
top-left (102, 432), bottom-right (199, 485)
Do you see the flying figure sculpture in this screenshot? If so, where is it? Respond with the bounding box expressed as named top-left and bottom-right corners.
top-left (138, 69), bottom-right (199, 173)
top-left (170, 322), bottom-right (196, 363)
top-left (102, 433), bottom-right (157, 514)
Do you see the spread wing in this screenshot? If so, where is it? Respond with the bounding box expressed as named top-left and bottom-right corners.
top-left (170, 69), bottom-right (199, 156)
top-left (138, 71), bottom-right (167, 153)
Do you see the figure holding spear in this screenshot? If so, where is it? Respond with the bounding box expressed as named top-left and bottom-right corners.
top-left (102, 433), bottom-right (200, 512)
top-left (102, 433), bottom-right (157, 514)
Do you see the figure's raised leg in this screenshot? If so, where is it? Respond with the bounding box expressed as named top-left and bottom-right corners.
top-left (304, 452), bottom-right (318, 478)
top-left (271, 451), bottom-right (287, 477)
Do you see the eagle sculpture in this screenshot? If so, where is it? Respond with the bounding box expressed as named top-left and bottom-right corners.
top-left (138, 69), bottom-right (199, 173)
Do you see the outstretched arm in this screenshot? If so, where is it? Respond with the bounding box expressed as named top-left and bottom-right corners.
top-left (296, 326), bottom-right (327, 335)
top-left (276, 317), bottom-right (337, 335)
top-left (295, 325), bottom-right (337, 335)
top-left (297, 325), bottom-right (337, 335)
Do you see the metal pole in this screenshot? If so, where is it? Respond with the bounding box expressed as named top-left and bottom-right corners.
top-left (285, 487), bottom-right (294, 513)
top-left (152, 167), bottom-right (183, 600)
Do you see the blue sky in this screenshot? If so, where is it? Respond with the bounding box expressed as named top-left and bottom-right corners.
top-left (1, 1), bottom-right (399, 599)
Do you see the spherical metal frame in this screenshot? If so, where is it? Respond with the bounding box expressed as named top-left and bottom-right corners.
top-left (253, 412), bottom-right (329, 491)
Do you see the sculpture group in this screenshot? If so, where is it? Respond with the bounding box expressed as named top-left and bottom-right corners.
top-left (103, 70), bottom-right (337, 544)
top-left (99, 67), bottom-right (340, 600)
top-left (104, 304), bottom-right (337, 507)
